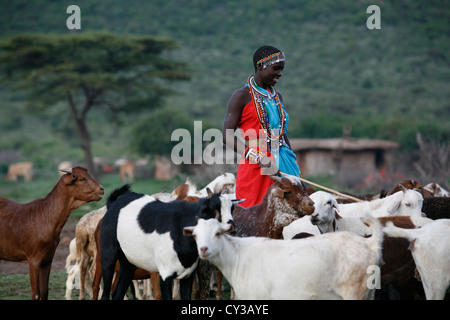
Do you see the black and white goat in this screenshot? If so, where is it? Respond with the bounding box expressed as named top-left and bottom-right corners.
top-left (99, 184), bottom-right (240, 300)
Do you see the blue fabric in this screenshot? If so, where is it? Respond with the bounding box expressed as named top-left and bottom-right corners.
top-left (250, 79), bottom-right (301, 177)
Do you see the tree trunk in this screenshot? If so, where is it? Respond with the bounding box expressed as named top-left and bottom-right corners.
top-left (75, 118), bottom-right (97, 179)
top-left (66, 92), bottom-right (98, 179)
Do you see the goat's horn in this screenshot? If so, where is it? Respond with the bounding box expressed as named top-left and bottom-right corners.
top-left (399, 184), bottom-right (408, 192)
top-left (59, 168), bottom-right (72, 174)
top-left (206, 187), bottom-right (213, 197)
top-left (269, 174), bottom-right (283, 183)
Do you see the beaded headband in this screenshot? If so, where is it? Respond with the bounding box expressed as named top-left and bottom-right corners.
top-left (257, 52), bottom-right (286, 69)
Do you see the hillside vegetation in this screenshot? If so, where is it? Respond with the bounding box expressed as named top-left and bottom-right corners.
top-left (0, 0), bottom-right (448, 170)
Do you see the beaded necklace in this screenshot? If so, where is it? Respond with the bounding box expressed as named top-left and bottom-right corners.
top-left (247, 75), bottom-right (286, 152)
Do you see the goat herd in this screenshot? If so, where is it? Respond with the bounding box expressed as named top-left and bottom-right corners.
top-left (0, 166), bottom-right (449, 300)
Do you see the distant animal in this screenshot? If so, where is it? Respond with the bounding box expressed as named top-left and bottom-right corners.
top-left (0, 166), bottom-right (104, 300)
top-left (119, 161), bottom-right (135, 183)
top-left (6, 161), bottom-right (33, 182)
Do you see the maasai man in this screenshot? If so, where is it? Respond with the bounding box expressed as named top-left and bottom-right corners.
top-left (222, 45), bottom-right (303, 208)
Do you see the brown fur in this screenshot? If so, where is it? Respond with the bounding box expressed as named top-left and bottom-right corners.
top-left (233, 177), bottom-right (314, 239)
top-left (0, 166), bottom-right (103, 300)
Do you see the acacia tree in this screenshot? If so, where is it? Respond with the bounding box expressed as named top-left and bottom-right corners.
top-left (0, 32), bottom-right (188, 177)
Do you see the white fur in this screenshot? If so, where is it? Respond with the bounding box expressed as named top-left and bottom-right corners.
top-left (338, 190), bottom-right (424, 218)
top-left (187, 218), bottom-right (383, 300)
top-left (383, 219), bottom-right (450, 300)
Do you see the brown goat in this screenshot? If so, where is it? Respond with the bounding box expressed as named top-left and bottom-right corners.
top-left (233, 175), bottom-right (315, 239)
top-left (0, 166), bottom-right (104, 300)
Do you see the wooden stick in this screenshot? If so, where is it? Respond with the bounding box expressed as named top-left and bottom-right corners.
top-left (279, 172), bottom-right (363, 203)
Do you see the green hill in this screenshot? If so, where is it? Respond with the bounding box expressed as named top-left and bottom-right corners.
top-left (0, 0), bottom-right (448, 165)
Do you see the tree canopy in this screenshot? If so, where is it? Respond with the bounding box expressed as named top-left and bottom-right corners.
top-left (0, 32), bottom-right (189, 175)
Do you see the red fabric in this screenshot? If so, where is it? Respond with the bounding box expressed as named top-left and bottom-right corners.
top-left (236, 99), bottom-right (274, 208)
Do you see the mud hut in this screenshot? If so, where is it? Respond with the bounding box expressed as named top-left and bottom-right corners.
top-left (289, 138), bottom-right (399, 177)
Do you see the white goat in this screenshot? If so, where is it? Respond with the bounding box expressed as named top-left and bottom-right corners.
top-left (153, 173), bottom-right (236, 202)
top-left (284, 191), bottom-right (432, 239)
top-left (384, 219), bottom-right (450, 300)
top-left (184, 218), bottom-right (383, 300)
top-left (338, 188), bottom-right (424, 218)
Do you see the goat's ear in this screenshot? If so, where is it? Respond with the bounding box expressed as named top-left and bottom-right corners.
top-left (206, 187), bottom-right (213, 197)
top-left (62, 172), bottom-right (77, 185)
top-left (183, 226), bottom-right (194, 236)
top-left (221, 223), bottom-right (234, 234)
top-left (273, 188), bottom-right (284, 198)
top-left (332, 201), bottom-right (341, 219)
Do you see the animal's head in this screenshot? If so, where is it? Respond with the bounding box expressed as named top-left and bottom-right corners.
top-left (387, 186), bottom-right (424, 217)
top-left (207, 172), bottom-right (236, 194)
top-left (387, 179), bottom-right (422, 196)
top-left (269, 175), bottom-right (315, 217)
top-left (183, 218), bottom-right (234, 259)
top-left (60, 166), bottom-right (104, 203)
top-left (197, 188), bottom-right (244, 227)
top-left (309, 191), bottom-right (340, 225)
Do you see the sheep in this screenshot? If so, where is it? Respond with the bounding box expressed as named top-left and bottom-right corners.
top-left (184, 217), bottom-right (383, 300)
top-left (0, 166), bottom-right (104, 300)
top-left (384, 219), bottom-right (450, 300)
top-left (99, 184), bottom-right (241, 300)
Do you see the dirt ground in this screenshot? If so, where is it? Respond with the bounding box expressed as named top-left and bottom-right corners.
top-left (0, 217), bottom-right (78, 275)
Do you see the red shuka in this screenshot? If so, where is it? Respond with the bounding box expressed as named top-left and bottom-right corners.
top-left (236, 99), bottom-right (274, 208)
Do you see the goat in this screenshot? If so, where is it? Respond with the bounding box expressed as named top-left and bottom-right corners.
top-left (423, 183), bottom-right (449, 197)
top-left (421, 197), bottom-right (450, 220)
top-left (65, 206), bottom-right (107, 300)
top-left (99, 184), bottom-right (241, 300)
top-left (233, 175), bottom-right (315, 239)
top-left (184, 217), bottom-right (383, 299)
top-left (119, 161), bottom-right (135, 183)
top-left (384, 219), bottom-right (450, 299)
top-left (0, 166), bottom-right (104, 300)
top-left (283, 191), bottom-right (430, 299)
top-left (338, 187), bottom-right (424, 218)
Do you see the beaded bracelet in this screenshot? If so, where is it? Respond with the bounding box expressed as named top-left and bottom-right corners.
top-left (245, 147), bottom-right (265, 164)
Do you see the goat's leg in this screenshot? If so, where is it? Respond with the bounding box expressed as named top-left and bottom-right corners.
top-left (38, 263), bottom-right (52, 300)
top-left (179, 273), bottom-right (195, 300)
top-left (112, 260), bottom-right (136, 300)
top-left (112, 249), bottom-right (136, 300)
top-left (92, 250), bottom-right (103, 299)
top-left (100, 252), bottom-right (117, 300)
top-left (160, 275), bottom-right (175, 300)
top-left (216, 271), bottom-right (224, 300)
top-left (150, 272), bottom-right (162, 300)
top-left (78, 253), bottom-right (90, 300)
top-left (29, 264), bottom-right (41, 300)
